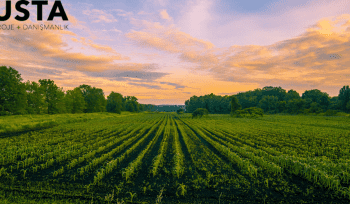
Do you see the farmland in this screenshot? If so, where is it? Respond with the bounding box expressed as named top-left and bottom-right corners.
top-left (0, 113), bottom-right (350, 204)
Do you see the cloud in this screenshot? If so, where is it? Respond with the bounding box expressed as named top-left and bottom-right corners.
top-left (160, 9), bottom-right (172, 20)
top-left (84, 70), bottom-right (169, 82)
top-left (177, 0), bottom-right (213, 42)
top-left (128, 82), bottom-right (163, 90)
top-left (71, 37), bottom-right (128, 57)
top-left (159, 82), bottom-right (185, 89)
top-left (82, 9), bottom-right (118, 23)
top-left (203, 14), bottom-right (350, 95)
top-left (137, 11), bottom-right (153, 15)
top-left (113, 9), bottom-right (133, 17)
top-left (126, 19), bottom-right (214, 53)
top-left (0, 18), bottom-right (159, 74)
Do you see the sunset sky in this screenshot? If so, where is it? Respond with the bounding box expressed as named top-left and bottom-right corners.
top-left (1, 0), bottom-right (349, 105)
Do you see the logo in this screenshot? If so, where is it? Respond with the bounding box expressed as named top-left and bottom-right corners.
top-left (0, 0), bottom-right (69, 21)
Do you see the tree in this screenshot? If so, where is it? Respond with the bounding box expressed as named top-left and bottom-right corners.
top-left (347, 101), bottom-right (350, 112)
top-left (284, 89), bottom-right (300, 101)
top-left (192, 108), bottom-right (209, 118)
top-left (277, 101), bottom-right (286, 113)
top-left (262, 86), bottom-right (287, 101)
top-left (258, 95), bottom-right (278, 113)
top-left (338, 85), bottom-right (350, 112)
top-left (310, 102), bottom-right (323, 113)
top-left (125, 100), bottom-right (135, 112)
top-left (25, 81), bottom-right (46, 114)
top-left (123, 96), bottom-right (139, 112)
top-left (78, 84), bottom-right (106, 113)
top-left (39, 79), bottom-right (65, 114)
top-left (329, 96), bottom-right (341, 110)
top-left (235, 94), bottom-right (258, 109)
top-left (285, 99), bottom-right (305, 114)
top-left (302, 89), bottom-right (330, 111)
top-left (230, 96), bottom-right (241, 115)
top-left (65, 87), bottom-right (86, 113)
top-left (106, 92), bottom-right (123, 114)
top-left (0, 66), bottom-right (27, 115)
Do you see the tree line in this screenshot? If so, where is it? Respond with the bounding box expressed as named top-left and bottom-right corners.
top-left (0, 66), bottom-right (155, 116)
top-left (185, 86), bottom-right (350, 115)
top-left (2, 66), bottom-right (349, 116)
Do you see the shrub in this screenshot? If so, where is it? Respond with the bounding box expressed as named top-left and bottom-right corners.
top-left (192, 108), bottom-right (209, 118)
top-left (176, 108), bottom-right (184, 114)
top-left (324, 109), bottom-right (338, 116)
top-left (232, 107), bottom-right (263, 118)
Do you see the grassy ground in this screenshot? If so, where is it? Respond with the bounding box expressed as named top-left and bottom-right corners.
top-left (0, 112), bottom-right (349, 203)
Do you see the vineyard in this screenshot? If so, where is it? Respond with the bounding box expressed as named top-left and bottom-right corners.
top-left (0, 112), bottom-right (350, 203)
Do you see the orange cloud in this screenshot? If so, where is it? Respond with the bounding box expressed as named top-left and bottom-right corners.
top-left (82, 9), bottom-right (118, 23)
top-left (181, 14), bottom-right (350, 93)
top-left (71, 37), bottom-right (129, 59)
top-left (126, 19), bottom-right (214, 56)
top-left (0, 18), bottom-right (155, 74)
top-left (160, 10), bottom-right (171, 20)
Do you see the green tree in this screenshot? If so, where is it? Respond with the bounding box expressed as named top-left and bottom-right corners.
top-left (277, 101), bottom-right (286, 113)
top-left (123, 96), bottom-right (139, 112)
top-left (302, 89), bottom-right (330, 111)
top-left (106, 92), bottom-right (123, 114)
top-left (329, 96), bottom-right (341, 110)
top-left (65, 87), bottom-right (86, 113)
top-left (126, 100), bottom-right (135, 112)
top-left (262, 86), bottom-right (287, 101)
top-left (338, 85), bottom-right (350, 112)
top-left (25, 81), bottom-right (45, 114)
top-left (310, 102), bottom-right (323, 113)
top-left (284, 89), bottom-right (301, 101)
top-left (285, 99), bottom-right (305, 114)
top-left (258, 95), bottom-right (278, 113)
top-left (39, 79), bottom-right (65, 114)
top-left (230, 96), bottom-right (241, 115)
top-left (79, 84), bottom-right (106, 113)
top-left (0, 66), bottom-right (27, 115)
top-left (138, 104), bottom-right (144, 112)
top-left (347, 101), bottom-right (350, 112)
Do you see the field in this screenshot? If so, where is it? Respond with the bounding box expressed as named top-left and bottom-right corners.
top-left (0, 112), bottom-right (350, 204)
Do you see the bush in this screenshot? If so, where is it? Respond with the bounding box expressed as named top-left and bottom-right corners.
top-left (323, 109), bottom-right (338, 116)
top-left (177, 108), bottom-right (184, 114)
top-left (192, 108), bottom-right (209, 118)
top-left (232, 107), bottom-right (263, 118)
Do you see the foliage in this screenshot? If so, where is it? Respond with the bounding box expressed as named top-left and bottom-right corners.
top-left (338, 85), bottom-right (350, 112)
top-left (258, 95), bottom-right (278, 113)
top-left (230, 96), bottom-right (241, 114)
top-left (284, 89), bottom-right (301, 101)
top-left (233, 107), bottom-right (264, 118)
top-left (302, 89), bottom-right (330, 111)
top-left (39, 79), bottom-right (65, 114)
top-left (79, 84), bottom-right (106, 113)
top-left (65, 87), bottom-right (86, 114)
top-left (185, 93), bottom-right (231, 114)
top-left (192, 108), bottom-right (209, 118)
top-left (106, 92), bottom-right (123, 114)
top-left (323, 109), bottom-right (339, 116)
top-left (176, 108), bottom-right (184, 114)
top-left (25, 81), bottom-right (45, 114)
top-left (0, 66), bottom-right (27, 115)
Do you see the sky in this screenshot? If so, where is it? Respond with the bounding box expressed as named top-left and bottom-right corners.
top-left (0, 0), bottom-right (349, 105)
